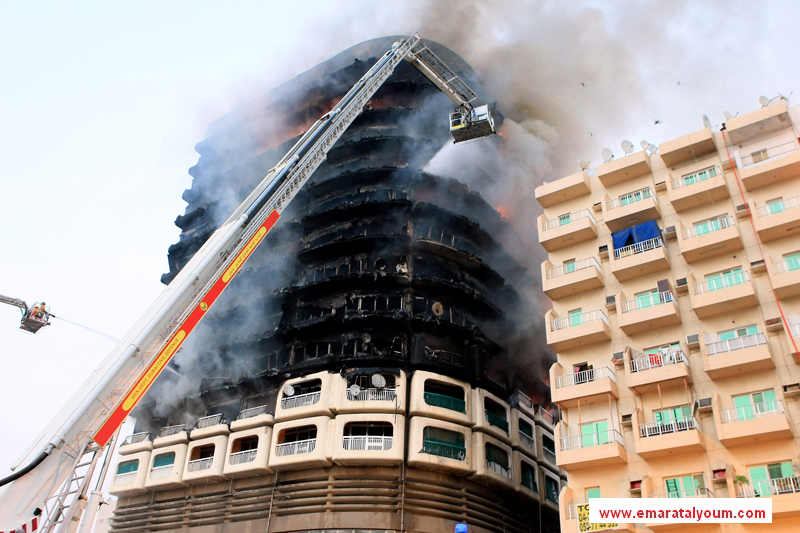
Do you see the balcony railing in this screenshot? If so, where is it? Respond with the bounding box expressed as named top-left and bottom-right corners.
top-left (720, 400), bottom-right (784, 423)
top-left (114, 472), bottom-right (137, 486)
top-left (551, 309), bottom-right (609, 331)
top-left (620, 291), bottom-right (674, 313)
top-left (639, 417), bottom-right (699, 438)
top-left (196, 414), bottom-right (224, 429)
top-left (281, 391), bottom-right (321, 410)
top-left (421, 439), bottom-right (467, 461)
top-left (792, 323), bottom-right (800, 338)
top-left (342, 436), bottom-right (394, 451)
top-left (774, 259), bottom-right (800, 274)
top-left (229, 449), bottom-right (258, 465)
top-left (186, 457), bottom-right (214, 473)
top-left (543, 448), bottom-right (556, 464)
top-left (121, 432), bottom-right (150, 446)
top-left (614, 237), bottom-right (663, 260)
top-left (756, 194), bottom-right (800, 218)
top-left (740, 141), bottom-right (798, 167)
top-left (486, 458), bottom-right (511, 478)
top-left (555, 366), bottom-right (616, 389)
top-left (536, 406), bottom-right (556, 425)
top-left (519, 432), bottom-right (535, 452)
top-left (346, 387), bottom-right (397, 402)
top-left (546, 257), bottom-right (601, 279)
top-left (565, 503), bottom-right (580, 520)
top-left (485, 410), bottom-right (509, 433)
top-left (561, 429), bottom-right (624, 451)
top-left (672, 166), bottom-right (721, 189)
top-left (275, 438), bottom-right (317, 457)
top-left (541, 209), bottom-right (596, 231)
top-left (694, 271), bottom-right (750, 295)
top-left (650, 487), bottom-right (712, 499)
top-left (631, 350), bottom-right (688, 372)
top-left (423, 392), bottom-right (466, 413)
top-left (149, 465), bottom-right (173, 480)
top-left (158, 425), bottom-right (185, 438)
top-left (738, 476), bottom-right (800, 497)
top-left (706, 332), bottom-right (767, 355)
top-left (607, 187), bottom-right (654, 210)
top-left (236, 405), bottom-right (268, 420)
top-left (682, 215), bottom-right (735, 240)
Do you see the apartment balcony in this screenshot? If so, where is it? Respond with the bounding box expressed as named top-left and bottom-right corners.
top-left (550, 363), bottom-right (618, 409)
top-left (152, 425), bottom-right (189, 448)
top-left (740, 142), bottom-right (800, 191)
top-left (222, 425), bottom-right (273, 479)
top-left (715, 399), bottom-right (793, 447)
top-left (701, 332), bottom-right (774, 379)
top-left (754, 195), bottom-right (800, 243)
top-left (511, 409), bottom-right (538, 458)
top-left (626, 349), bottom-right (691, 392)
top-left (230, 405), bottom-right (274, 432)
top-left (190, 414), bottom-right (230, 440)
top-left (144, 443), bottom-right (188, 491)
top-left (535, 170), bottom-right (591, 208)
top-left (689, 270), bottom-right (758, 319)
top-left (597, 150), bottom-right (651, 187)
top-left (603, 187), bottom-right (661, 232)
top-left (545, 309), bottom-right (611, 352)
top-left (182, 435), bottom-right (229, 485)
top-left (109, 451), bottom-right (151, 497)
top-left (331, 413), bottom-right (404, 467)
top-left (726, 101), bottom-right (790, 144)
top-left (676, 216), bottom-right (743, 263)
top-left (737, 476), bottom-right (800, 518)
top-left (469, 432), bottom-right (514, 489)
top-left (772, 257), bottom-right (800, 298)
top-left (555, 423), bottom-right (626, 471)
top-left (609, 238), bottom-right (670, 282)
top-left (634, 412), bottom-right (705, 460)
top-left (542, 257), bottom-right (604, 300)
top-left (408, 371), bottom-right (472, 426)
top-left (268, 416), bottom-right (333, 471)
top-left (659, 127), bottom-right (717, 167)
top-left (538, 209), bottom-right (597, 252)
top-left (118, 432), bottom-right (153, 455)
top-left (667, 165), bottom-right (729, 212)
top-left (336, 369), bottom-right (407, 415)
top-left (406, 417), bottom-right (474, 476)
top-left (618, 291), bottom-right (681, 335)
top-left (472, 388), bottom-right (512, 443)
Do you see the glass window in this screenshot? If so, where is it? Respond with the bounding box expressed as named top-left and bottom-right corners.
top-left (580, 420), bottom-right (609, 447)
top-left (152, 452), bottom-right (175, 468)
top-left (719, 325), bottom-right (758, 341)
top-left (281, 425), bottom-right (318, 443)
top-left (705, 268), bottom-right (743, 291)
top-left (785, 253), bottom-right (800, 271)
top-left (545, 477), bottom-right (559, 502)
top-left (654, 405), bottom-right (691, 426)
top-left (117, 459), bottom-right (139, 475)
top-left (485, 443), bottom-right (509, 468)
top-left (749, 462), bottom-right (794, 496)
top-left (587, 487), bottom-right (601, 500)
top-left (733, 390), bottom-right (777, 420)
top-left (519, 420), bottom-right (534, 439)
top-left (559, 213), bottom-right (571, 226)
top-left (564, 259), bottom-right (576, 273)
top-left (344, 421), bottom-right (393, 437)
top-left (521, 462), bottom-right (537, 492)
top-left (569, 309), bottom-right (583, 326)
top-left (665, 474), bottom-right (704, 497)
top-left (543, 436), bottom-right (556, 454)
top-left (768, 198), bottom-right (785, 215)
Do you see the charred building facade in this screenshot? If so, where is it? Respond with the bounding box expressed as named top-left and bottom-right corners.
top-left (107, 37), bottom-right (560, 533)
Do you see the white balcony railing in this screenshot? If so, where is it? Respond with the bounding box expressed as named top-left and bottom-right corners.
top-left (738, 476), bottom-right (800, 497)
top-left (565, 503), bottom-right (580, 520)
top-left (630, 350), bottom-right (688, 372)
top-left (541, 209), bottom-right (596, 231)
top-left (275, 438), bottom-right (317, 457)
top-left (342, 435), bottom-right (394, 451)
top-left (196, 414), bottom-right (224, 429)
top-left (345, 387), bottom-right (397, 402)
top-left (672, 166), bottom-right (721, 189)
top-left (114, 472), bottom-right (137, 486)
top-left (281, 391), bottom-right (321, 410)
top-left (486, 458), bottom-right (511, 478)
top-left (740, 141), bottom-right (798, 167)
top-left (561, 429), bottom-right (624, 451)
top-left (236, 405), bottom-right (268, 420)
top-left (620, 290), bottom-right (674, 313)
top-left (792, 323), bottom-right (800, 338)
top-left (607, 187), bottom-right (654, 210)
top-left (229, 449), bottom-right (258, 465)
top-left (546, 257), bottom-right (601, 280)
top-left (650, 487), bottom-right (712, 499)
top-left (149, 465), bottom-right (173, 480)
top-left (774, 259), bottom-right (800, 275)
top-left (550, 309), bottom-right (609, 331)
top-left (720, 400), bottom-right (784, 423)
top-left (682, 216), bottom-right (735, 240)
top-left (613, 237), bottom-right (663, 260)
top-left (186, 457), bottom-right (214, 472)
top-left (694, 270), bottom-right (750, 295)
top-left (555, 366), bottom-right (616, 389)
top-left (706, 332), bottom-right (767, 355)
top-left (757, 195), bottom-right (800, 218)
top-left (639, 417), bottom-right (699, 438)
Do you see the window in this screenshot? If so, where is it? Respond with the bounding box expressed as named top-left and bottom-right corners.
top-left (423, 380), bottom-right (466, 413)
top-left (231, 436), bottom-right (259, 453)
top-left (767, 198), bottom-right (785, 215)
top-left (519, 420), bottom-right (534, 439)
top-left (421, 427), bottom-right (466, 461)
top-left (733, 390), bottom-right (778, 420)
top-left (654, 405), bottom-right (692, 426)
top-left (545, 477), bottom-right (559, 502)
top-left (705, 267), bottom-right (744, 291)
top-left (665, 474), bottom-right (705, 497)
top-left (279, 425), bottom-right (318, 444)
top-left (152, 452), bottom-right (175, 468)
top-left (580, 420), bottom-right (609, 447)
top-left (521, 462), bottom-right (538, 492)
top-left (785, 253), bottom-right (800, 271)
top-left (719, 325), bottom-right (758, 341)
top-left (559, 213), bottom-right (571, 226)
top-left (543, 436), bottom-right (556, 455)
top-left (564, 259), bottom-right (576, 273)
top-left (485, 443), bottom-right (510, 477)
top-left (751, 149), bottom-right (769, 163)
top-left (190, 444), bottom-right (215, 461)
top-left (619, 187), bottom-right (651, 205)
top-left (116, 459), bottom-right (139, 475)
top-left (290, 379), bottom-right (322, 395)
top-left (586, 487), bottom-right (601, 500)
top-left (344, 421), bottom-right (394, 437)
top-left (749, 462), bottom-right (794, 496)
top-left (683, 167), bottom-right (717, 185)
top-left (348, 373), bottom-right (396, 389)
top-left (569, 309), bottom-right (583, 326)
top-left (693, 215), bottom-right (731, 235)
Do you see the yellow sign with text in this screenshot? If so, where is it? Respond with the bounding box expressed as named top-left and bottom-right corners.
top-left (578, 504), bottom-right (618, 532)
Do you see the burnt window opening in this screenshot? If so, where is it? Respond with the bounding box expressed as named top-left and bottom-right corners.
top-left (485, 443), bottom-right (510, 469)
top-left (279, 425), bottom-right (318, 444)
top-left (189, 444), bottom-right (215, 461)
top-left (424, 380), bottom-right (464, 400)
top-left (343, 421), bottom-right (394, 437)
top-left (231, 436), bottom-right (259, 453)
top-left (424, 346), bottom-right (467, 368)
top-left (347, 373), bottom-right (396, 389)
top-left (521, 461), bottom-right (538, 493)
top-left (421, 427), bottom-right (466, 461)
top-left (374, 258), bottom-right (387, 271)
top-left (423, 380), bottom-right (467, 413)
top-left (484, 398), bottom-right (507, 420)
top-left (519, 419), bottom-right (534, 439)
top-left (346, 294), bottom-right (404, 313)
top-left (289, 379), bottom-right (322, 396)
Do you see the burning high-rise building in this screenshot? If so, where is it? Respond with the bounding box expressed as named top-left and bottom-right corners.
top-left (106, 36), bottom-right (560, 533)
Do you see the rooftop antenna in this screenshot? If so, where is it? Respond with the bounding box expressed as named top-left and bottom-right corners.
top-left (601, 148), bottom-right (614, 163)
top-left (702, 115), bottom-right (712, 129)
top-left (621, 140), bottom-right (634, 155)
top-left (577, 158), bottom-right (590, 171)
top-left (723, 111), bottom-right (737, 120)
top-left (759, 95), bottom-right (770, 107)
top-left (283, 383), bottom-right (295, 397)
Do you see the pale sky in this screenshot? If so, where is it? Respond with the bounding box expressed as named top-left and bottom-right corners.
top-left (1, 0), bottom-right (798, 492)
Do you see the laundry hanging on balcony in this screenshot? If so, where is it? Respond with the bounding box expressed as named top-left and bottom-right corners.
top-left (612, 220), bottom-right (661, 250)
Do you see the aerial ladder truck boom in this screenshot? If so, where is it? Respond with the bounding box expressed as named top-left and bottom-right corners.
top-left (0, 33), bottom-right (495, 531)
top-left (0, 294), bottom-right (52, 334)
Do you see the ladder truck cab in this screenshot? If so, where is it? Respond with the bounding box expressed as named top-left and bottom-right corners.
top-left (0, 294), bottom-right (52, 334)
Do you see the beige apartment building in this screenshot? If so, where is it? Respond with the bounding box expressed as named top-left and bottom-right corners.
top-left (535, 100), bottom-right (800, 532)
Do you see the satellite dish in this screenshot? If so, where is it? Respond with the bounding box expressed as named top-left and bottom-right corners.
top-left (723, 111), bottom-right (735, 120)
top-left (371, 374), bottom-right (387, 388)
top-left (361, 332), bottom-right (371, 344)
top-left (702, 115), bottom-right (712, 129)
top-left (759, 95), bottom-right (770, 107)
top-left (349, 384), bottom-right (361, 397)
top-left (640, 140), bottom-right (649, 150)
top-left (432, 301), bottom-right (444, 317)
top-left (601, 148), bottom-right (614, 163)
top-left (647, 143), bottom-right (659, 155)
top-left (577, 158), bottom-right (590, 171)
top-left (621, 140), bottom-right (634, 155)
top-left (283, 384), bottom-right (295, 397)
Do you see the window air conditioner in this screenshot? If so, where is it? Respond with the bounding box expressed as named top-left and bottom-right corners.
top-left (696, 398), bottom-right (713, 412)
top-left (686, 333), bottom-right (700, 348)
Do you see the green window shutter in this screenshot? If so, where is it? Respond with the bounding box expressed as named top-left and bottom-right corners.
top-left (745, 325), bottom-right (759, 335)
top-left (750, 466), bottom-right (771, 496)
top-left (117, 460), bottom-right (139, 475)
top-left (769, 200), bottom-right (785, 215)
top-left (787, 254), bottom-right (800, 271)
top-left (153, 452), bottom-right (176, 468)
top-left (569, 310), bottom-right (583, 327)
top-left (780, 462), bottom-right (794, 479)
top-left (760, 390), bottom-right (777, 412)
top-left (596, 421), bottom-right (609, 445)
top-left (719, 331), bottom-right (736, 341)
top-left (564, 260), bottom-right (576, 273)
top-left (706, 274), bottom-right (722, 291)
top-left (682, 475), bottom-right (696, 496)
top-left (768, 463), bottom-right (783, 480)
top-left (665, 478), bottom-right (680, 496)
top-left (587, 488), bottom-right (601, 499)
top-left (560, 214), bottom-right (571, 225)
top-left (734, 395), bottom-right (754, 421)
top-left (695, 222), bottom-right (709, 235)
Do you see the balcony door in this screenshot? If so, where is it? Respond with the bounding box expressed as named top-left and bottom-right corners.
top-left (665, 474), bottom-right (704, 497)
top-left (785, 253), bottom-right (800, 271)
top-left (580, 420), bottom-right (609, 447)
top-left (733, 390), bottom-right (777, 420)
top-left (749, 462), bottom-right (794, 496)
top-left (719, 325), bottom-right (758, 342)
top-left (654, 405), bottom-right (691, 430)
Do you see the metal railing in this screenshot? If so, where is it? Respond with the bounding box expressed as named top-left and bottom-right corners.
top-left (565, 503), bottom-right (580, 520)
top-left (620, 290), bottom-right (674, 313)
top-left (342, 436), bottom-right (394, 451)
top-left (706, 332), bottom-right (766, 355)
top-left (607, 187), bottom-right (654, 210)
top-left (551, 309), bottom-right (609, 331)
top-left (149, 465), bottom-right (173, 480)
top-left (672, 166), bottom-right (720, 189)
top-left (720, 400), bottom-right (784, 423)
top-left (682, 215), bottom-right (735, 240)
top-left (650, 487), bottom-right (712, 499)
top-left (196, 414), bottom-right (224, 429)
top-left (186, 457), bottom-right (214, 472)
top-left (694, 270), bottom-right (750, 295)
top-left (236, 405), bottom-right (269, 420)
top-left (738, 476), bottom-right (800, 497)
top-left (421, 439), bottom-right (467, 461)
top-left (158, 425), bottom-right (185, 438)
top-left (121, 432), bottom-right (150, 446)
top-left (229, 449), bottom-right (258, 465)
top-left (346, 387), bottom-right (397, 401)
top-left (519, 432), bottom-right (536, 452)
top-left (281, 391), bottom-right (321, 410)
top-left (639, 417), bottom-right (699, 438)
top-left (546, 257), bottom-right (601, 280)
top-left (536, 406), bottom-right (556, 425)
top-left (757, 195), bottom-right (800, 218)
top-left (555, 366), bottom-right (616, 389)
top-left (424, 392), bottom-right (466, 413)
top-left (486, 458), bottom-right (511, 478)
top-left (560, 429), bottom-right (624, 451)
top-left (541, 209), bottom-right (596, 231)
top-left (485, 410), bottom-right (509, 433)
top-left (741, 141), bottom-right (798, 167)
top-left (543, 448), bottom-right (556, 464)
top-left (774, 258), bottom-right (800, 274)
top-left (631, 350), bottom-right (688, 372)
top-left (114, 472), bottom-right (137, 486)
top-left (614, 237), bottom-right (663, 260)
top-left (275, 438), bottom-right (317, 457)
top-left (792, 323), bottom-right (800, 338)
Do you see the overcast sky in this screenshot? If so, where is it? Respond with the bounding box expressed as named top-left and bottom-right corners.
top-left (1, 0), bottom-right (798, 488)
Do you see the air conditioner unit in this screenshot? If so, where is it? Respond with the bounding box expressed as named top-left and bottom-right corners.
top-left (696, 398), bottom-right (713, 412)
top-left (621, 414), bottom-right (633, 426)
top-left (766, 317), bottom-right (784, 332)
top-left (736, 203), bottom-right (749, 219)
top-left (612, 352), bottom-right (624, 366)
top-left (593, 201), bottom-right (603, 212)
top-left (675, 277), bottom-right (689, 294)
top-left (686, 333), bottom-right (700, 348)
top-left (606, 295), bottom-right (617, 312)
top-left (784, 383), bottom-right (800, 397)
top-left (751, 258), bottom-right (766, 273)
top-left (664, 225), bottom-right (677, 241)
top-left (654, 181), bottom-right (667, 193)
top-left (599, 244), bottom-right (609, 260)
